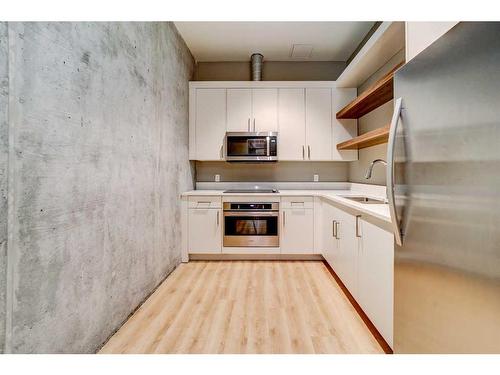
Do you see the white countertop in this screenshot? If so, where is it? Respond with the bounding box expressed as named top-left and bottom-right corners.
top-left (181, 189), bottom-right (391, 223)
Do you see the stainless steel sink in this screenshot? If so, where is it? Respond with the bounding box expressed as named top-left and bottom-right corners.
top-left (340, 196), bottom-right (388, 204)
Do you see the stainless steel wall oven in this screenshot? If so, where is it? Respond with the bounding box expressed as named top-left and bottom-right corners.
top-left (223, 202), bottom-right (279, 247)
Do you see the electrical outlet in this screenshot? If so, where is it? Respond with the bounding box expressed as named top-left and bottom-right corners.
top-left (313, 174), bottom-right (319, 182)
top-left (215, 174), bottom-right (220, 182)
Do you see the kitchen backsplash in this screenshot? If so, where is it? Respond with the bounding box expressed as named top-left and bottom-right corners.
top-left (195, 161), bottom-right (349, 182)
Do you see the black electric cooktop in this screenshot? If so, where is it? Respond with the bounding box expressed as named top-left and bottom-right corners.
top-left (223, 189), bottom-right (279, 194)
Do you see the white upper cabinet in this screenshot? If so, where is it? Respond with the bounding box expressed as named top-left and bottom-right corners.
top-left (189, 82), bottom-right (360, 161)
top-left (305, 88), bottom-right (332, 160)
top-left (332, 88), bottom-right (358, 161)
top-left (227, 88), bottom-right (278, 132)
top-left (278, 88), bottom-right (305, 160)
top-left (194, 89), bottom-right (226, 160)
top-left (252, 89), bottom-right (278, 132)
top-left (227, 89), bottom-right (252, 132)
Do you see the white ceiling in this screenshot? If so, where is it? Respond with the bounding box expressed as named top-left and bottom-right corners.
top-left (174, 22), bottom-right (375, 62)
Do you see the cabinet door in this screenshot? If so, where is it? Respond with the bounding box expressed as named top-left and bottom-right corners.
top-left (227, 89), bottom-right (252, 132)
top-left (334, 208), bottom-right (359, 299)
top-left (358, 218), bottom-right (394, 347)
top-left (195, 89), bottom-right (226, 160)
top-left (322, 203), bottom-right (338, 267)
top-left (278, 88), bottom-right (306, 160)
top-left (252, 89), bottom-right (278, 132)
top-left (332, 88), bottom-right (358, 161)
top-left (188, 209), bottom-right (222, 254)
top-left (281, 208), bottom-right (314, 254)
top-left (305, 88), bottom-right (332, 160)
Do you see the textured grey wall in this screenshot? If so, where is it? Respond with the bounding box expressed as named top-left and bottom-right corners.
top-left (4, 22), bottom-right (194, 353)
top-left (195, 61), bottom-right (346, 81)
top-left (0, 22), bottom-right (8, 354)
top-left (196, 161), bottom-right (348, 182)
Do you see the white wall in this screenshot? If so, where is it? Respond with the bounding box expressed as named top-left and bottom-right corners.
top-left (405, 22), bottom-right (458, 61)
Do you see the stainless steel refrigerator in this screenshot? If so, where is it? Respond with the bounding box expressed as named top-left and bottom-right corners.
top-left (389, 22), bottom-right (500, 353)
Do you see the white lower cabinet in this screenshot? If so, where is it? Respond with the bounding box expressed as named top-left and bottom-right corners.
top-left (357, 218), bottom-right (394, 348)
top-left (322, 202), bottom-right (337, 266)
top-left (188, 208), bottom-right (222, 254)
top-left (281, 206), bottom-right (314, 254)
top-left (334, 207), bottom-right (359, 299)
top-left (321, 199), bottom-right (394, 348)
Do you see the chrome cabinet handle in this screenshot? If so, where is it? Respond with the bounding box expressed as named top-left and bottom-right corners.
top-left (253, 118), bottom-right (256, 132)
top-left (283, 211), bottom-right (286, 227)
top-left (247, 118), bottom-right (250, 132)
top-left (302, 145), bottom-right (305, 160)
top-left (220, 144), bottom-right (224, 160)
top-left (332, 220), bottom-right (337, 237)
top-left (216, 211), bottom-right (219, 226)
top-left (355, 215), bottom-right (361, 238)
top-left (387, 97), bottom-right (403, 246)
top-left (335, 221), bottom-right (340, 239)
top-left (308, 145), bottom-right (311, 159)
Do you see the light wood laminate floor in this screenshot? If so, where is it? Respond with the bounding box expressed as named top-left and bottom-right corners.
top-left (100, 261), bottom-right (383, 354)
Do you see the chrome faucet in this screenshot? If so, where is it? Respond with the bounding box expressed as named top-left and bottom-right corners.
top-left (365, 159), bottom-right (387, 179)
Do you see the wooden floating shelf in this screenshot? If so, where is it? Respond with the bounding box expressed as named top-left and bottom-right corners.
top-left (336, 61), bottom-right (404, 120)
top-left (337, 124), bottom-right (390, 150)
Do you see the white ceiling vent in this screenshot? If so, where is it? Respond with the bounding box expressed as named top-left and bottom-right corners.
top-left (290, 44), bottom-right (314, 59)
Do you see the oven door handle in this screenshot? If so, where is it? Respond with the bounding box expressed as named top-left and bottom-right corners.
top-left (223, 211), bottom-right (279, 217)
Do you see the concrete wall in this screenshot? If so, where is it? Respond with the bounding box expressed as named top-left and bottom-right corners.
top-left (0, 22), bottom-right (8, 354)
top-left (348, 49), bottom-right (405, 186)
top-left (3, 22), bottom-right (194, 353)
top-left (195, 61), bottom-right (346, 81)
top-left (196, 161), bottom-right (348, 182)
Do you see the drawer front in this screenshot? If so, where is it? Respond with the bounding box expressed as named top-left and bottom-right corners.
top-left (281, 196), bottom-right (314, 209)
top-left (188, 196), bottom-right (222, 209)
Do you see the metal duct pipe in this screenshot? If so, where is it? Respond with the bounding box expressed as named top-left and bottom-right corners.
top-left (251, 53), bottom-right (263, 81)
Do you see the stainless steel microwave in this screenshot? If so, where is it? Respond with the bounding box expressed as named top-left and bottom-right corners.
top-left (224, 132), bottom-right (278, 162)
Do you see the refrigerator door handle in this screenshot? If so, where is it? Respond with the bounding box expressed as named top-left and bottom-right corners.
top-left (387, 97), bottom-right (403, 246)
